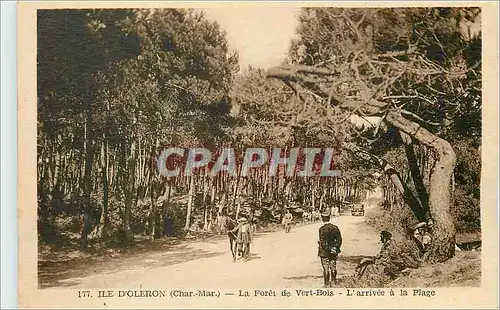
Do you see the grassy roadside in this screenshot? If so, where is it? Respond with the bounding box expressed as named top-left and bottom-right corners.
top-left (388, 251), bottom-right (481, 287)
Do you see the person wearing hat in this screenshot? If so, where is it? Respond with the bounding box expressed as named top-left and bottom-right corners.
top-left (413, 222), bottom-right (432, 255)
top-left (377, 230), bottom-right (394, 258)
top-left (356, 230), bottom-right (394, 280)
top-left (318, 210), bottom-right (342, 287)
top-left (235, 217), bottom-right (252, 260)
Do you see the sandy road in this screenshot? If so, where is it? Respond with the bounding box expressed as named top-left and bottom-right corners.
top-left (51, 214), bottom-right (381, 290)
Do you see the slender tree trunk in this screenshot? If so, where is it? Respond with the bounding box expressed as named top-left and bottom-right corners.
top-left (184, 176), bottom-right (195, 231)
top-left (236, 201), bottom-right (241, 218)
top-left (149, 140), bottom-right (159, 241)
top-left (209, 184), bottom-right (216, 231)
top-left (353, 181), bottom-right (358, 201)
top-left (149, 183), bottom-right (157, 242)
top-left (123, 140), bottom-right (136, 244)
top-left (203, 171), bottom-right (210, 230)
top-left (80, 110), bottom-right (95, 248)
top-left (320, 188), bottom-right (327, 210)
top-left (162, 180), bottom-right (172, 236)
top-left (98, 138), bottom-right (110, 240)
top-left (312, 186), bottom-right (316, 210)
top-left (218, 174), bottom-right (227, 215)
top-left (451, 173), bottom-right (455, 192)
top-left (232, 164), bottom-right (242, 209)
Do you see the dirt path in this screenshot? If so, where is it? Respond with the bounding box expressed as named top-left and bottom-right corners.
top-left (45, 212), bottom-right (380, 289)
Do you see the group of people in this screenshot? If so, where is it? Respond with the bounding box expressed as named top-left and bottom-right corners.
top-left (222, 207), bottom-right (343, 287)
top-left (302, 209), bottom-right (322, 222)
top-left (228, 216), bottom-right (255, 261)
top-left (354, 221), bottom-right (434, 283)
top-left (214, 211), bottom-right (257, 262)
top-left (283, 206), bottom-right (341, 234)
top-left (219, 204), bottom-right (434, 287)
top-left (413, 221), bottom-right (433, 256)
top-left (315, 209), bottom-right (435, 287)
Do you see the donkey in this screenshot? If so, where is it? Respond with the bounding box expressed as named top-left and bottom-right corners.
top-left (225, 218), bottom-right (239, 262)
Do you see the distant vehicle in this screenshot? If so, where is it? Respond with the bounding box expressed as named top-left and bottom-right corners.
top-left (337, 201), bottom-right (353, 215)
top-left (351, 204), bottom-right (365, 216)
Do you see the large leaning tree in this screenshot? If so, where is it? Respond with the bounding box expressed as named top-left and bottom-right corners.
top-left (230, 67), bottom-right (379, 209)
top-left (267, 7), bottom-right (481, 262)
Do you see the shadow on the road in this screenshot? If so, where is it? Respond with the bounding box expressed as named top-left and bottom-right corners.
top-left (283, 273), bottom-right (357, 288)
top-left (46, 279), bottom-right (82, 288)
top-left (338, 254), bottom-right (372, 264)
top-left (233, 253), bottom-right (262, 263)
top-left (282, 255), bottom-right (373, 287)
top-left (39, 244), bottom-right (227, 289)
top-left (246, 253), bottom-right (261, 262)
top-left (283, 274), bottom-right (323, 280)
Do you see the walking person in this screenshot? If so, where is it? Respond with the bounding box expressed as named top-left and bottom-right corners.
top-left (318, 211), bottom-right (342, 287)
top-left (313, 209), bottom-right (321, 222)
top-left (282, 210), bottom-right (293, 233)
top-left (331, 204), bottom-right (340, 217)
top-left (234, 217), bottom-right (252, 261)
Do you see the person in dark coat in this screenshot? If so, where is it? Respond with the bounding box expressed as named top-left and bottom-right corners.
top-left (318, 211), bottom-right (342, 287)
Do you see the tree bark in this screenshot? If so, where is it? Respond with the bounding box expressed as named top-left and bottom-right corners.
top-left (382, 160), bottom-right (427, 222)
top-left (387, 112), bottom-right (457, 262)
top-left (162, 180), bottom-right (173, 236)
top-left (98, 138), bottom-right (110, 240)
top-left (400, 132), bottom-right (430, 214)
top-left (149, 181), bottom-right (157, 242)
top-left (184, 176), bottom-right (195, 231)
top-left (149, 141), bottom-right (159, 241)
top-left (203, 170), bottom-right (211, 230)
top-left (123, 140), bottom-right (136, 244)
top-left (80, 110), bottom-right (95, 248)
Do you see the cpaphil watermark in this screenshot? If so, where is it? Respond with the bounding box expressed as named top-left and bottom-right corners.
top-left (157, 147), bottom-right (341, 178)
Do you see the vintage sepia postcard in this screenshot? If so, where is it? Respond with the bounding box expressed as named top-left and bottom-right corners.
top-left (17, 1), bottom-right (499, 309)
